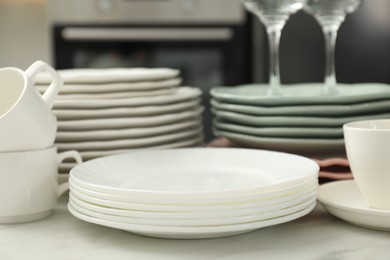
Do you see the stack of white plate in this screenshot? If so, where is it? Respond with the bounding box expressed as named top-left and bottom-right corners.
top-left (36, 68), bottom-right (204, 172)
top-left (211, 83), bottom-right (390, 157)
top-left (68, 148), bottom-right (319, 239)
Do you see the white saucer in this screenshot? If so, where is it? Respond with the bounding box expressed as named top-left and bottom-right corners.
top-left (318, 180), bottom-right (390, 231)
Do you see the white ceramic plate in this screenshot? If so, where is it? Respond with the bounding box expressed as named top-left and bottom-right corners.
top-left (213, 109), bottom-right (390, 127)
top-left (214, 120), bottom-right (343, 138)
top-left (70, 148), bottom-right (319, 199)
top-left (56, 120), bottom-right (201, 142)
top-left (69, 176), bottom-right (318, 206)
top-left (58, 135), bottom-right (205, 173)
top-left (36, 68), bottom-right (180, 84)
top-left (36, 78), bottom-right (181, 94)
top-left (211, 98), bottom-right (390, 117)
top-left (69, 197), bottom-right (315, 227)
top-left (51, 88), bottom-right (177, 100)
top-left (57, 127), bottom-right (202, 151)
top-left (57, 106), bottom-right (203, 131)
top-left (54, 99), bottom-right (200, 120)
top-left (211, 83), bottom-right (390, 106)
top-left (53, 87), bottom-right (201, 109)
top-left (213, 129), bottom-right (345, 157)
top-left (68, 201), bottom-right (316, 239)
top-left (71, 136), bottom-right (204, 161)
top-left (68, 187), bottom-right (317, 218)
top-left (318, 180), bottom-right (390, 231)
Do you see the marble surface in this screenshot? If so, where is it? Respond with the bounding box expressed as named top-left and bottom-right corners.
top-left (1, 194), bottom-right (390, 260)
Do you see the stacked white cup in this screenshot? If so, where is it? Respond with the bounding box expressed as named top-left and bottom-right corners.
top-left (0, 61), bottom-right (82, 223)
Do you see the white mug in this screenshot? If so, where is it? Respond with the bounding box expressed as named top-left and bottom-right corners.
top-left (0, 146), bottom-right (82, 223)
top-left (344, 119), bottom-right (390, 210)
top-left (0, 60), bottom-right (62, 152)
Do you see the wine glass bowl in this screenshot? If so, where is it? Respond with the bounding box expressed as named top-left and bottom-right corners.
top-left (304, 0), bottom-right (363, 95)
top-left (243, 0), bottom-right (307, 29)
top-left (243, 0), bottom-right (307, 96)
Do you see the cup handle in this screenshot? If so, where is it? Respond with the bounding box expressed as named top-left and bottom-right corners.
top-left (25, 60), bottom-right (63, 109)
top-left (56, 150), bottom-right (83, 197)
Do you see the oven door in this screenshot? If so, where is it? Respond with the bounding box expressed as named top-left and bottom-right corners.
top-left (52, 24), bottom-right (252, 140)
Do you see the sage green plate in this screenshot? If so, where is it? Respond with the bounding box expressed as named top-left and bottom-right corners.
top-left (213, 128), bottom-right (345, 157)
top-left (210, 83), bottom-right (390, 106)
top-left (212, 109), bottom-right (390, 127)
top-left (213, 120), bottom-right (343, 138)
top-left (210, 98), bottom-right (390, 117)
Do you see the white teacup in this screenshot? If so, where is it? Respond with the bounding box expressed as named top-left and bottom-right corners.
top-left (344, 119), bottom-right (390, 210)
top-left (0, 60), bottom-right (62, 152)
top-left (0, 146), bottom-right (82, 223)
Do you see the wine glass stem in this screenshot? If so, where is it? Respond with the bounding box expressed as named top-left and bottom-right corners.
top-left (267, 27), bottom-right (282, 95)
top-left (323, 28), bottom-right (338, 95)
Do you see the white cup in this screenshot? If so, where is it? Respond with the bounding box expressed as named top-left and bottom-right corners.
top-left (0, 60), bottom-right (62, 152)
top-left (0, 146), bottom-right (82, 223)
top-left (344, 119), bottom-right (390, 210)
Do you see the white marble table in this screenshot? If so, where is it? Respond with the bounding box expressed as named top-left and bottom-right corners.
top-left (1, 194), bottom-right (390, 260)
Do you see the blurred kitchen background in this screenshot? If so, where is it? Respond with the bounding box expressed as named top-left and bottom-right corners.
top-left (1, 0), bottom-right (389, 141)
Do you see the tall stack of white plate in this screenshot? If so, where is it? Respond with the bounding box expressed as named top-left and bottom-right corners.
top-left (68, 148), bottom-right (319, 239)
top-left (210, 83), bottom-right (390, 158)
top-left (36, 68), bottom-right (204, 173)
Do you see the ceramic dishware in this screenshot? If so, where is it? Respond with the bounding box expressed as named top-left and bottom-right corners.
top-left (318, 180), bottom-right (390, 231)
top-left (0, 146), bottom-right (82, 223)
top-left (344, 119), bottom-right (390, 210)
top-left (0, 60), bottom-right (62, 152)
top-left (70, 148), bottom-right (319, 199)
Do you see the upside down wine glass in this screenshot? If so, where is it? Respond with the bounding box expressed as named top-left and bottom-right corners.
top-left (243, 0), bottom-right (307, 96)
top-left (304, 0), bottom-right (363, 95)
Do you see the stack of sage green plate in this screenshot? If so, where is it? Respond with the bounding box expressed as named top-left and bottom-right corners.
top-left (210, 83), bottom-right (390, 158)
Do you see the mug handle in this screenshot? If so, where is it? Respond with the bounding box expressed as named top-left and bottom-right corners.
top-left (25, 60), bottom-right (63, 109)
top-left (56, 150), bottom-right (83, 197)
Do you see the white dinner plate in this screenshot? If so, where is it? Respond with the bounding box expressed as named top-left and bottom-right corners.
top-left (68, 200), bottom-right (316, 239)
top-left (318, 180), bottom-right (390, 231)
top-left (36, 78), bottom-right (181, 94)
top-left (69, 197), bottom-right (315, 227)
top-left (213, 129), bottom-right (345, 157)
top-left (36, 68), bottom-right (179, 84)
top-left (69, 135), bottom-right (204, 161)
top-left (214, 120), bottom-right (343, 138)
top-left (70, 148), bottom-right (319, 199)
top-left (54, 99), bottom-right (200, 120)
top-left (53, 87), bottom-right (201, 109)
top-left (68, 187), bottom-right (317, 219)
top-left (58, 134), bottom-right (205, 173)
top-left (57, 106), bottom-right (203, 131)
top-left (69, 176), bottom-right (318, 206)
top-left (56, 120), bottom-right (201, 142)
top-left (57, 127), bottom-right (202, 151)
top-left (50, 88), bottom-right (177, 100)
top-left (211, 83), bottom-right (390, 106)
top-left (213, 109), bottom-right (390, 127)
top-left (210, 98), bottom-right (390, 117)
